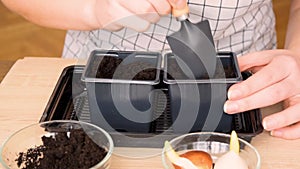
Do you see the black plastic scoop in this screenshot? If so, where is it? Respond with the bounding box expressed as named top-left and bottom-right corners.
top-left (167, 5), bottom-right (217, 79)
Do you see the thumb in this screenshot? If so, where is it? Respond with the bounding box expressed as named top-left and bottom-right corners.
top-left (168, 0), bottom-right (187, 9)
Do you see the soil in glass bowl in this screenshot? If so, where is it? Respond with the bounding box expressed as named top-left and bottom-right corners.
top-left (15, 128), bottom-right (107, 169)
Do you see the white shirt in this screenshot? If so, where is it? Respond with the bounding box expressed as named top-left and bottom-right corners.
top-left (62, 0), bottom-right (276, 59)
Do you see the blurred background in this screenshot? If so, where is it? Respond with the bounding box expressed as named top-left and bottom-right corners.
top-left (0, 0), bottom-right (291, 81)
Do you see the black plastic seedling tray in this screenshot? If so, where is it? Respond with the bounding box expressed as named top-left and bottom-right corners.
top-left (40, 65), bottom-right (263, 147)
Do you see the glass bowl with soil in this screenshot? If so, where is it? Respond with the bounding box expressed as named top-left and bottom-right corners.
top-left (162, 132), bottom-right (260, 169)
top-left (0, 120), bottom-right (113, 169)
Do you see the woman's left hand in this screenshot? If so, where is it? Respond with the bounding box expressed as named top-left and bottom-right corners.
top-left (224, 49), bottom-right (300, 139)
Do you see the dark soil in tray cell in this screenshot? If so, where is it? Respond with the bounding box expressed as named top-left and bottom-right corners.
top-left (16, 129), bottom-right (107, 169)
top-left (167, 59), bottom-right (236, 80)
top-left (92, 56), bottom-right (157, 80)
top-left (92, 55), bottom-right (122, 79)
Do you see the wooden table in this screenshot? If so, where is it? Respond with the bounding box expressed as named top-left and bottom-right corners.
top-left (0, 57), bottom-right (300, 169)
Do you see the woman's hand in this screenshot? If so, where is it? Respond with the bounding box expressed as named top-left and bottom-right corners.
top-left (1, 0), bottom-right (186, 31)
top-left (224, 49), bottom-right (300, 139)
top-left (94, 0), bottom-right (187, 32)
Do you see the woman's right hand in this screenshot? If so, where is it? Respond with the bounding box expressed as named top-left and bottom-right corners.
top-left (94, 0), bottom-right (187, 32)
top-left (1, 0), bottom-right (186, 31)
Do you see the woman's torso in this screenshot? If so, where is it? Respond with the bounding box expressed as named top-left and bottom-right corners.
top-left (62, 0), bottom-right (276, 58)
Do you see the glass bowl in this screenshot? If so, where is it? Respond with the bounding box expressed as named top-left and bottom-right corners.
top-left (162, 132), bottom-right (260, 169)
top-left (0, 120), bottom-right (114, 169)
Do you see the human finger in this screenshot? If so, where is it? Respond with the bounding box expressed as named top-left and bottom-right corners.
top-left (167, 0), bottom-right (187, 9)
top-left (228, 55), bottom-right (291, 101)
top-left (100, 1), bottom-right (153, 32)
top-left (270, 122), bottom-right (300, 140)
top-left (147, 0), bottom-right (171, 15)
top-left (262, 104), bottom-right (300, 131)
top-left (237, 49), bottom-right (291, 72)
top-left (119, 0), bottom-right (160, 23)
top-left (96, 1), bottom-right (150, 32)
top-left (115, 15), bottom-right (151, 32)
top-left (283, 95), bottom-right (300, 108)
top-left (102, 24), bottom-right (124, 32)
top-left (224, 78), bottom-right (294, 113)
